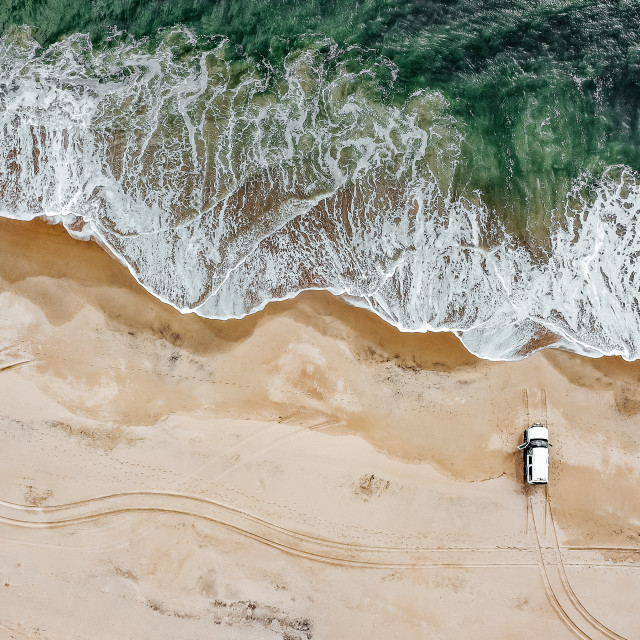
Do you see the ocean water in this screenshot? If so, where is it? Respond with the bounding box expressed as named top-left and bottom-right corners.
top-left (1, 3), bottom-right (640, 360)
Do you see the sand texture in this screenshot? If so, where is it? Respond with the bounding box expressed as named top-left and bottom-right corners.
top-left (0, 218), bottom-right (639, 639)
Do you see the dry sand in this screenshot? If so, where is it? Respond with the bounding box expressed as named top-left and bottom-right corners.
top-left (0, 218), bottom-right (639, 639)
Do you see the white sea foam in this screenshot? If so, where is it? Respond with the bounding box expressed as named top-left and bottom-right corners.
top-left (2, 28), bottom-right (640, 360)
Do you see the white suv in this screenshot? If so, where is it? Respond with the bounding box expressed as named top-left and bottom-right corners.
top-left (517, 424), bottom-right (551, 485)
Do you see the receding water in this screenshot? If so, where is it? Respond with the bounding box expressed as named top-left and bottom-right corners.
top-left (2, 3), bottom-right (640, 359)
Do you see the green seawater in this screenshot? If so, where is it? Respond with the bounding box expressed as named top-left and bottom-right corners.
top-left (2, 0), bottom-right (640, 233)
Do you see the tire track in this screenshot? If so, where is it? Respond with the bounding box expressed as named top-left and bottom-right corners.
top-left (524, 387), bottom-right (548, 427)
top-left (523, 387), bottom-right (631, 639)
top-left (546, 496), bottom-right (628, 640)
top-left (522, 388), bottom-right (530, 430)
top-left (536, 386), bottom-right (626, 639)
top-left (0, 491), bottom-right (629, 576)
top-left (0, 491), bottom-right (538, 569)
top-left (528, 484), bottom-right (629, 639)
top-left (529, 493), bottom-right (592, 640)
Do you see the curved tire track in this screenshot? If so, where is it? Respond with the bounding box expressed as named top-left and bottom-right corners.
top-left (526, 385), bottom-right (628, 640)
top-left (547, 497), bottom-right (628, 640)
top-left (530, 494), bottom-right (593, 640)
top-left (0, 491), bottom-right (538, 570)
top-left (529, 491), bottom-right (629, 640)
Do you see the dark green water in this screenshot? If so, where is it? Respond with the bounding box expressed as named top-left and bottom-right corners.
top-left (3, 0), bottom-right (640, 227)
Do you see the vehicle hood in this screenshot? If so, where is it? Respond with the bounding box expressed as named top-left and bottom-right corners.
top-left (528, 425), bottom-right (548, 441)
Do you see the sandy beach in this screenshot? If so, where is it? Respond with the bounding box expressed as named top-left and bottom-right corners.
top-left (1, 217), bottom-right (639, 639)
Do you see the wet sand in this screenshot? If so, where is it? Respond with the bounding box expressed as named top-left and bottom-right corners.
top-left (0, 218), bottom-right (639, 639)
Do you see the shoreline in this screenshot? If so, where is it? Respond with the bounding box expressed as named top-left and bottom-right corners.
top-left (2, 215), bottom-right (640, 501)
top-left (1, 216), bottom-right (639, 639)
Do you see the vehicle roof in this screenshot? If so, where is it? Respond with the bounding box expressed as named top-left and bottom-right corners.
top-left (527, 424), bottom-right (548, 440)
top-left (531, 447), bottom-right (549, 482)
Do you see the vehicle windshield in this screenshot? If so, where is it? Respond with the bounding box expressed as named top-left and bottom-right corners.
top-left (529, 439), bottom-right (548, 448)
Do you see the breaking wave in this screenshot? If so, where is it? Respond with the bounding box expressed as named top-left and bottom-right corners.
top-left (2, 27), bottom-right (640, 361)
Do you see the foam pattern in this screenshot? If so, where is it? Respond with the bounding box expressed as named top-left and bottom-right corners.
top-left (2, 28), bottom-right (639, 360)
